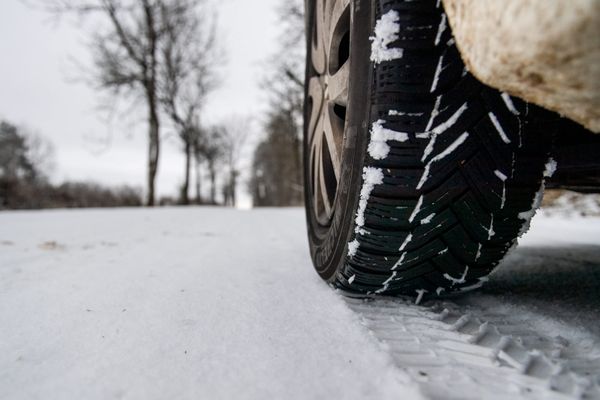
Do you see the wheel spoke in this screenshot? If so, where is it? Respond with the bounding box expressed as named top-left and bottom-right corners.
top-left (313, 143), bottom-right (321, 214)
top-left (307, 0), bottom-right (350, 225)
top-left (308, 77), bottom-right (324, 140)
top-left (311, 0), bottom-right (326, 74)
top-left (327, 0), bottom-right (350, 48)
top-left (323, 105), bottom-right (343, 181)
top-left (310, 117), bottom-right (323, 209)
top-left (327, 60), bottom-right (349, 106)
top-left (318, 148), bottom-right (334, 218)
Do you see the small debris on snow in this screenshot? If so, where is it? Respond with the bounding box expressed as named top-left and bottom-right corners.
top-left (370, 11), bottom-right (404, 63)
top-left (421, 213), bottom-right (435, 225)
top-left (415, 289), bottom-right (427, 305)
top-left (489, 112), bottom-right (512, 144)
top-left (38, 241), bottom-right (65, 251)
top-left (368, 120), bottom-right (409, 160)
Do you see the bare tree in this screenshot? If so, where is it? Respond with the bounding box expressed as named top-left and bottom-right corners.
top-left (159, 0), bottom-right (219, 205)
top-left (250, 0), bottom-right (305, 207)
top-left (196, 126), bottom-right (224, 205)
top-left (250, 110), bottom-right (303, 207)
top-left (220, 119), bottom-right (249, 207)
top-left (40, 0), bottom-right (214, 206)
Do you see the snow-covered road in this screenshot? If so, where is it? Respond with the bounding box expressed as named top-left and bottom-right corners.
top-left (0, 208), bottom-right (599, 399)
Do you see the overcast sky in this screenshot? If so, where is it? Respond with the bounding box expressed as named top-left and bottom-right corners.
top-left (0, 0), bottom-right (283, 203)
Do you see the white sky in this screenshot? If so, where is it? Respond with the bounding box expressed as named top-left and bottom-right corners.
top-left (0, 0), bottom-right (282, 203)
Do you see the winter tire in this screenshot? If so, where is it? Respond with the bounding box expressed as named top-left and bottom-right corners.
top-left (303, 0), bottom-right (556, 298)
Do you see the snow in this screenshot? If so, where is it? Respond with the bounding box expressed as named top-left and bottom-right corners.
top-left (420, 213), bottom-right (435, 225)
top-left (388, 110), bottom-right (423, 117)
top-left (430, 55), bottom-right (444, 92)
top-left (399, 233), bottom-right (412, 252)
top-left (489, 112), bottom-right (512, 144)
top-left (368, 120), bottom-right (409, 160)
top-left (501, 92), bottom-right (520, 116)
top-left (0, 208), bottom-right (423, 400)
top-left (408, 196), bottom-right (423, 223)
top-left (370, 10), bottom-right (404, 64)
top-left (443, 266), bottom-right (469, 285)
top-left (434, 14), bottom-right (447, 46)
top-left (487, 214), bottom-right (495, 239)
top-left (544, 157), bottom-right (558, 178)
top-left (494, 170), bottom-right (508, 181)
top-left (518, 182), bottom-right (545, 236)
top-left (391, 253), bottom-right (407, 271)
top-left (355, 167), bottom-right (384, 229)
top-left (414, 289), bottom-right (427, 305)
top-left (421, 103), bottom-right (469, 162)
top-left (1, 207), bottom-right (600, 398)
top-left (417, 131), bottom-right (470, 190)
top-left (348, 239), bottom-right (360, 257)
top-left (430, 103), bottom-right (469, 136)
top-left (424, 95), bottom-right (442, 133)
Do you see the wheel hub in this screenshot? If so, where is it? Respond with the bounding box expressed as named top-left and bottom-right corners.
top-left (308, 0), bottom-right (351, 226)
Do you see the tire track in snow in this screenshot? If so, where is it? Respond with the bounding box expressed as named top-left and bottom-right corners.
top-left (343, 296), bottom-right (600, 400)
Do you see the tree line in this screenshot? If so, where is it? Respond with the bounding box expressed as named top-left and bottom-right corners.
top-left (0, 120), bottom-right (142, 209)
top-left (1, 0), bottom-right (306, 209)
top-left (249, 0), bottom-right (304, 207)
top-left (43, 0), bottom-right (227, 206)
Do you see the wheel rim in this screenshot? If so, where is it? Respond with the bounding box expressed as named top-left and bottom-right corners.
top-left (308, 0), bottom-right (351, 226)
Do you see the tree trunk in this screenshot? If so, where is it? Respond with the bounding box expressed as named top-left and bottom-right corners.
top-left (146, 99), bottom-right (160, 207)
top-left (209, 160), bottom-right (216, 204)
top-left (181, 136), bottom-right (191, 205)
top-left (231, 170), bottom-right (237, 207)
top-left (195, 157), bottom-right (202, 204)
top-left (143, 0), bottom-right (159, 207)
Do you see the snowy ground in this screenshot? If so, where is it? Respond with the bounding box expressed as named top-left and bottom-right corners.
top-left (1, 207), bottom-right (599, 399)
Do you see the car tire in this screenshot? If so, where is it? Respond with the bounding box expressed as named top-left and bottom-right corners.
top-left (303, 0), bottom-right (557, 298)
